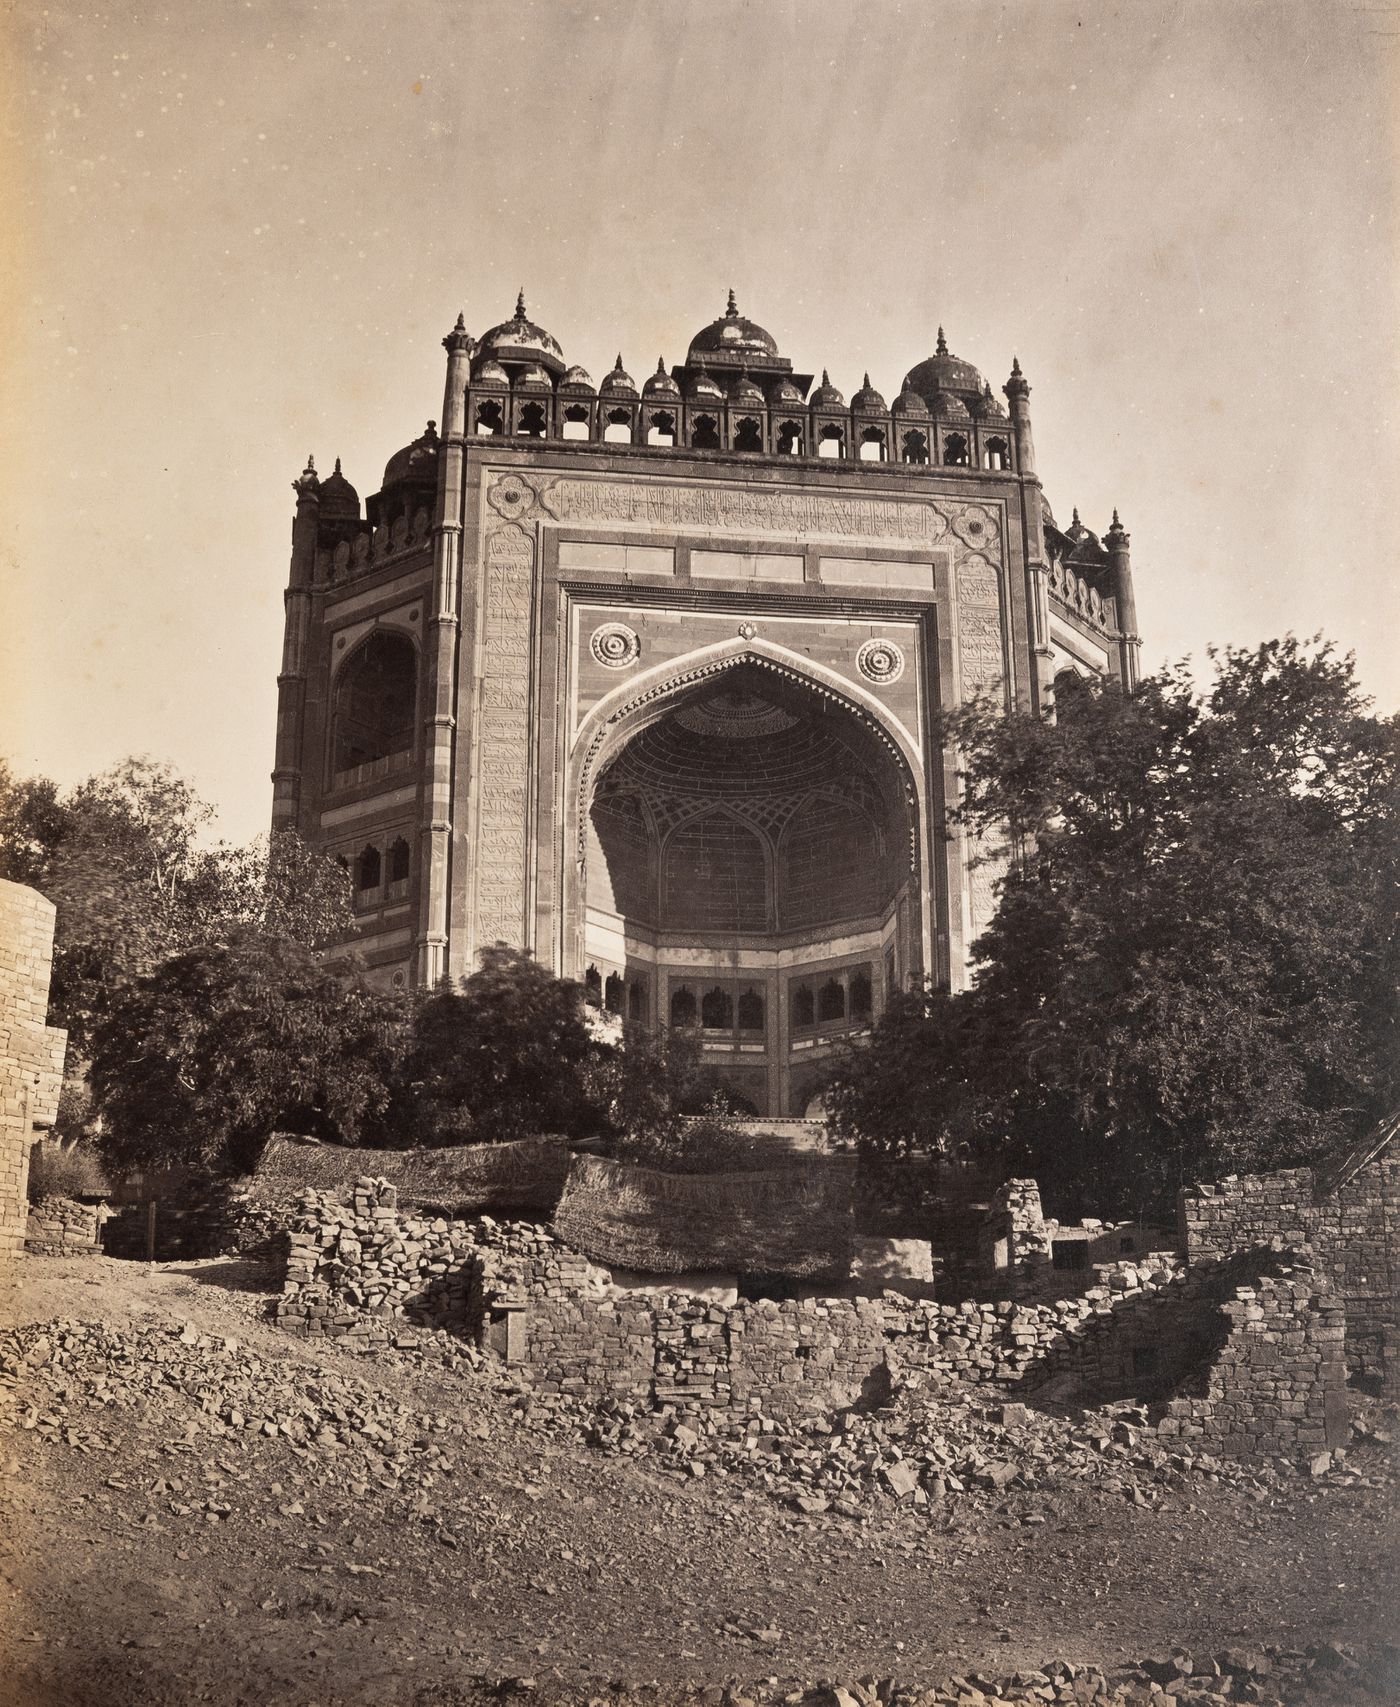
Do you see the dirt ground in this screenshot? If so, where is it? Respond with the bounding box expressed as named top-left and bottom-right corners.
top-left (1, 1255), bottom-right (1396, 1707)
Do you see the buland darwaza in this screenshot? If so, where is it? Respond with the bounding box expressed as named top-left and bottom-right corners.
top-left (272, 293), bottom-right (1141, 1116)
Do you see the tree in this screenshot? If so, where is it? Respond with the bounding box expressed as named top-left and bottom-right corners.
top-left (826, 639), bottom-right (1399, 1216)
top-left (89, 931), bottom-right (405, 1176)
top-left (397, 945), bottom-right (601, 1145)
top-left (0, 756), bottom-right (352, 1057)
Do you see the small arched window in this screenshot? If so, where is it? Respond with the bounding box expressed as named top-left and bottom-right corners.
top-left (776, 420), bottom-right (803, 456)
top-left (387, 835), bottom-right (411, 890)
top-left (355, 844), bottom-right (382, 894)
top-left (691, 414), bottom-right (720, 450)
top-left (647, 411), bottom-right (676, 447)
top-left (627, 978), bottom-right (647, 1023)
top-left (701, 986), bottom-right (734, 1030)
top-left (516, 401), bottom-right (547, 439)
top-left (736, 988), bottom-right (765, 1033)
top-left (791, 984), bottom-right (815, 1029)
top-left (983, 435), bottom-right (1010, 471)
top-left (817, 424), bottom-right (844, 459)
top-left (859, 427), bottom-right (886, 462)
top-left (475, 400), bottom-right (503, 436)
top-left (585, 965), bottom-right (603, 1007)
top-left (733, 417), bottom-right (764, 453)
top-left (670, 985), bottom-right (698, 1028)
top-left (562, 404), bottom-right (591, 441)
top-left (943, 432), bottom-right (970, 467)
top-left (817, 978), bottom-right (846, 1022)
top-left (901, 430), bottom-right (929, 466)
top-left (850, 970), bottom-right (872, 1019)
top-left (604, 972), bottom-right (625, 1014)
top-left (332, 630), bottom-right (418, 780)
top-left (603, 408), bottom-right (632, 444)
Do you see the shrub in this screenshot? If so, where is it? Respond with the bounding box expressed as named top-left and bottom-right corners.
top-left (27, 1141), bottom-right (109, 1202)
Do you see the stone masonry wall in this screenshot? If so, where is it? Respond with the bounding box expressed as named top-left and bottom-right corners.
top-left (0, 881), bottom-right (68, 1263)
top-left (25, 1194), bottom-right (108, 1256)
top-left (1157, 1262), bottom-right (1349, 1459)
top-left (1181, 1159), bottom-right (1400, 1393)
top-left (275, 1181), bottom-right (1344, 1459)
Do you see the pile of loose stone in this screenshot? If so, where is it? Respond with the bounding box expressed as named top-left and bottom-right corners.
top-left (0, 1317), bottom-right (490, 1502)
top-left (471, 1646), bottom-right (1396, 1707)
top-left (532, 1364), bottom-right (1393, 1516)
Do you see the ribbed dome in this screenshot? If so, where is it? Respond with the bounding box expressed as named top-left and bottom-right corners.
top-left (902, 328), bottom-right (986, 406)
top-left (809, 369), bottom-right (845, 409)
top-left (381, 421), bottom-right (439, 490)
top-left (559, 364), bottom-right (595, 393)
top-left (851, 373), bottom-right (886, 413)
top-left (891, 386), bottom-right (930, 418)
top-left (687, 364), bottom-right (725, 401)
top-left (976, 382), bottom-right (1007, 419)
top-left (687, 290), bottom-right (780, 363)
top-left (473, 291), bottom-right (566, 378)
top-left (600, 355), bottom-right (637, 397)
top-left (513, 362), bottom-right (554, 390)
top-left (730, 369), bottom-right (766, 407)
top-left (473, 359), bottom-right (509, 387)
top-left (769, 376), bottom-right (805, 407)
top-left (643, 358), bottom-right (680, 398)
top-left (318, 457), bottom-right (360, 519)
top-left (935, 391), bottom-right (971, 420)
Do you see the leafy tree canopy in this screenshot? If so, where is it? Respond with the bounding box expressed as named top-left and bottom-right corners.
top-left (396, 945), bottom-right (603, 1145)
top-left (827, 638), bottom-right (1399, 1216)
top-left (1, 756), bottom-right (352, 1054)
top-left (89, 931), bottom-right (405, 1177)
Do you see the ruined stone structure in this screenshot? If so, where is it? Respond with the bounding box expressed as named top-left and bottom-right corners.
top-left (0, 880), bottom-right (67, 1261)
top-left (276, 1178), bottom-right (1348, 1463)
top-left (273, 294), bottom-right (1140, 1114)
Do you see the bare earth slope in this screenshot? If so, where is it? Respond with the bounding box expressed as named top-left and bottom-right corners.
top-left (2, 1257), bottom-right (1396, 1707)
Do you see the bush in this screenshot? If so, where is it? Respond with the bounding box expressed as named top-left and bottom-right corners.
top-left (396, 946), bottom-right (599, 1145)
top-left (610, 1102), bottom-right (773, 1175)
top-left (27, 1141), bottom-right (109, 1202)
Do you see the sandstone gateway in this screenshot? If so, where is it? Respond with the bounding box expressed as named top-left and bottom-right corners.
top-left (272, 295), bottom-right (1140, 1115)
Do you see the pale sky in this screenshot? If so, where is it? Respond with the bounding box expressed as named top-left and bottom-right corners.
top-left (3, 0), bottom-right (1397, 844)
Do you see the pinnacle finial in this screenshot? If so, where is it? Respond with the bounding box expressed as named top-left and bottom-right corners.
top-left (454, 311), bottom-right (466, 332)
top-left (1111, 508), bottom-right (1121, 528)
top-left (515, 288), bottom-right (528, 319)
top-left (726, 288), bottom-right (739, 317)
top-left (656, 356), bottom-right (666, 374)
top-left (306, 453), bottom-right (315, 472)
top-left (1071, 507), bottom-right (1081, 527)
top-left (334, 457), bottom-right (342, 474)
top-left (613, 353), bottom-right (625, 372)
top-left (936, 326), bottom-right (948, 356)
top-left (1011, 356), bottom-right (1023, 377)
top-left (821, 368), bottom-right (830, 385)
top-left (863, 372), bottom-right (871, 388)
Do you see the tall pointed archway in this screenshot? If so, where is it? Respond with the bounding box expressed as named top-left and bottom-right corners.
top-left (565, 640), bottom-right (929, 1116)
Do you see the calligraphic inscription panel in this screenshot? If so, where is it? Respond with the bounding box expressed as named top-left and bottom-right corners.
top-left (472, 521), bottom-right (534, 950)
top-left (541, 476), bottom-right (948, 545)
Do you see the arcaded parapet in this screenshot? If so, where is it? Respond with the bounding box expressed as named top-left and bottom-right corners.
top-left (0, 879), bottom-right (69, 1261)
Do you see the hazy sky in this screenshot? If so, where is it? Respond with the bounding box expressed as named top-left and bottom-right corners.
top-left (3, 0), bottom-right (1397, 844)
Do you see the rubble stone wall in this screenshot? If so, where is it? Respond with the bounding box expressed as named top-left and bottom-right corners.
top-left (1158, 1264), bottom-right (1349, 1458)
top-left (1180, 1160), bottom-right (1400, 1392)
top-left (25, 1193), bottom-right (106, 1255)
top-left (0, 881), bottom-right (68, 1263)
top-left (274, 1181), bottom-right (1345, 1458)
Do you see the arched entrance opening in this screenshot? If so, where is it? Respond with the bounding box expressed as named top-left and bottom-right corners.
top-left (579, 660), bottom-right (921, 1116)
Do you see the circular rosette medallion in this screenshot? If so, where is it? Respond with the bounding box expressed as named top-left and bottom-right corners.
top-left (856, 638), bottom-right (905, 685)
top-left (487, 476), bottom-right (535, 523)
top-left (590, 622), bottom-right (642, 670)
